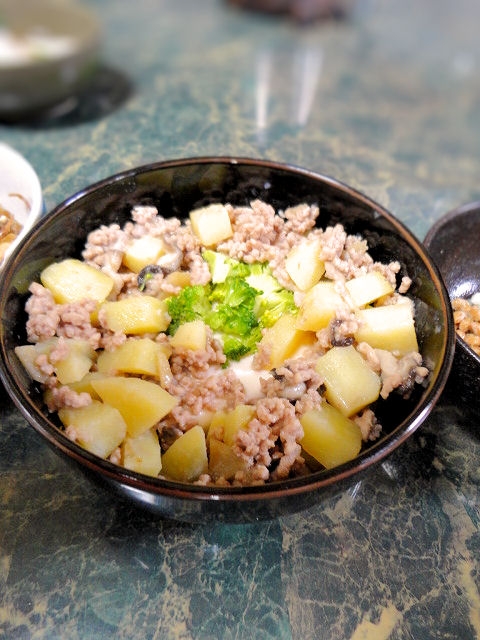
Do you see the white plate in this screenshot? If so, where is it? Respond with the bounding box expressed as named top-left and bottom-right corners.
top-left (0, 142), bottom-right (43, 267)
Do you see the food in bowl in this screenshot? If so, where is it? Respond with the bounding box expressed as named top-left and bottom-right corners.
top-left (0, 27), bottom-right (76, 66)
top-left (452, 295), bottom-right (480, 356)
top-left (0, 202), bottom-right (22, 263)
top-left (15, 197), bottom-right (430, 486)
top-left (0, 142), bottom-right (43, 267)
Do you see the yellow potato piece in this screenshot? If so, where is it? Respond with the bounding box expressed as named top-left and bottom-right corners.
top-left (97, 338), bottom-right (164, 377)
top-left (122, 236), bottom-right (166, 273)
top-left (58, 400), bottom-right (127, 459)
top-left (345, 271), bottom-right (394, 308)
top-left (17, 337), bottom-right (96, 386)
top-left (300, 403), bottom-right (363, 469)
top-left (189, 203), bottom-right (233, 246)
top-left (53, 339), bottom-right (96, 385)
top-left (15, 344), bottom-right (49, 383)
top-left (355, 300), bottom-right (419, 355)
top-left (285, 237), bottom-right (325, 291)
top-left (121, 427), bottom-right (162, 477)
top-left (91, 376), bottom-right (178, 437)
top-left (258, 313), bottom-right (306, 369)
top-left (100, 295), bottom-right (170, 334)
top-left (296, 281), bottom-right (344, 331)
top-left (222, 404), bottom-right (256, 446)
top-left (67, 371), bottom-right (108, 399)
top-left (170, 319), bottom-right (207, 351)
top-left (161, 425), bottom-right (208, 482)
top-left (40, 258), bottom-right (114, 304)
top-left (209, 438), bottom-right (248, 481)
top-left (207, 410), bottom-right (227, 443)
top-left (316, 345), bottom-right (381, 417)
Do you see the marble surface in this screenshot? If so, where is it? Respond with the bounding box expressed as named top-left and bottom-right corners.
top-left (1, 0), bottom-right (479, 638)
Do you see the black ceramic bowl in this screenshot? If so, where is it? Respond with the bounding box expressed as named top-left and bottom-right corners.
top-left (424, 201), bottom-right (480, 421)
top-left (0, 157), bottom-right (455, 522)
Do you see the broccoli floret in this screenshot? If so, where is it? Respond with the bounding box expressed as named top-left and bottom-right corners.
top-left (202, 250), bottom-right (234, 283)
top-left (207, 276), bottom-right (261, 354)
top-left (209, 275), bottom-right (259, 308)
top-left (166, 284), bottom-right (212, 334)
top-left (166, 257), bottom-right (298, 360)
top-left (255, 288), bottom-right (297, 327)
top-left (221, 328), bottom-right (263, 360)
top-left (202, 250), bottom-right (251, 283)
top-left (246, 266), bottom-right (298, 328)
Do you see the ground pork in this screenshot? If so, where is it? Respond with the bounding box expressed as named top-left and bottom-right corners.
top-left (168, 370), bottom-right (246, 431)
top-left (354, 408), bottom-right (382, 441)
top-left (233, 397), bottom-right (304, 482)
top-left (46, 385), bottom-right (92, 412)
top-left (26, 284), bottom-right (101, 347)
top-left (357, 342), bottom-right (429, 399)
top-left (82, 223), bottom-right (126, 272)
top-left (261, 358), bottom-right (323, 407)
top-left (26, 282), bottom-right (59, 342)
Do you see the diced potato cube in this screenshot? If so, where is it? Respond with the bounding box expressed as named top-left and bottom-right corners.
top-left (189, 203), bottom-right (233, 246)
top-left (91, 376), bottom-right (178, 437)
top-left (40, 259), bottom-right (114, 304)
top-left (206, 410), bottom-right (227, 443)
top-left (16, 338), bottom-right (95, 385)
top-left (163, 271), bottom-right (191, 290)
top-left (68, 371), bottom-right (107, 399)
top-left (285, 237), bottom-right (325, 291)
top-left (345, 271), bottom-right (394, 308)
top-left (97, 338), bottom-right (164, 377)
top-left (209, 438), bottom-right (248, 481)
top-left (121, 427), bottom-right (162, 477)
top-left (354, 300), bottom-right (419, 355)
top-left (296, 281), bottom-right (344, 331)
top-left (54, 339), bottom-right (96, 385)
top-left (169, 319), bottom-right (207, 351)
top-left (316, 345), bottom-right (381, 417)
top-left (122, 236), bottom-right (166, 273)
top-left (100, 295), bottom-right (169, 334)
top-left (300, 403), bottom-right (362, 468)
top-left (222, 404), bottom-right (256, 446)
top-left (58, 400), bottom-right (127, 459)
top-left (258, 313), bottom-right (306, 369)
top-left (161, 425), bottom-right (208, 482)
top-left (15, 344), bottom-right (48, 383)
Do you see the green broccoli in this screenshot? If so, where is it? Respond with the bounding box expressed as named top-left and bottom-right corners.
top-left (166, 284), bottom-right (212, 334)
top-left (166, 253), bottom-right (298, 360)
top-left (245, 264), bottom-right (297, 328)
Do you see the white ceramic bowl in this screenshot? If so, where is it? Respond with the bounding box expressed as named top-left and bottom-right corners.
top-left (0, 143), bottom-right (43, 268)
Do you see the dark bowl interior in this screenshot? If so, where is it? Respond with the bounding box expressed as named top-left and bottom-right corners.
top-left (424, 201), bottom-right (480, 421)
top-left (0, 157), bottom-right (455, 522)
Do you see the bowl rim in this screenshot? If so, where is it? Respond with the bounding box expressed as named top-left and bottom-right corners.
top-left (424, 199), bottom-right (480, 367)
top-left (0, 142), bottom-right (43, 267)
top-left (0, 155), bottom-right (456, 503)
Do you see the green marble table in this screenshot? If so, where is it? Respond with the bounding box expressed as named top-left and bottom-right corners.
top-left (1, 0), bottom-right (479, 638)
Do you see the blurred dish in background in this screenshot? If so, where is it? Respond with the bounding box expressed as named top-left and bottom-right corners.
top-left (226, 0), bottom-right (354, 22)
top-left (0, 143), bottom-right (43, 267)
top-left (0, 0), bottom-right (101, 122)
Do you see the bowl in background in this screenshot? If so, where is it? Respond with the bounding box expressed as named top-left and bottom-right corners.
top-left (0, 0), bottom-right (101, 121)
top-left (0, 157), bottom-right (455, 522)
top-left (424, 201), bottom-right (480, 421)
top-left (0, 142), bottom-right (43, 268)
